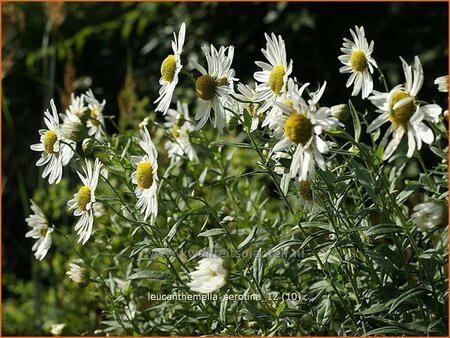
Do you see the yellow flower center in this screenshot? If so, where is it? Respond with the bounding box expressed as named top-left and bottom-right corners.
top-left (389, 90), bottom-right (416, 126)
top-left (298, 180), bottom-right (313, 201)
top-left (90, 108), bottom-right (100, 126)
top-left (136, 161), bottom-right (153, 189)
top-left (284, 113), bottom-right (312, 145)
top-left (76, 186), bottom-right (92, 211)
top-left (161, 55), bottom-right (177, 82)
top-left (216, 77), bottom-right (228, 86)
top-left (350, 50), bottom-right (367, 72)
top-left (171, 125), bottom-right (182, 138)
top-left (207, 268), bottom-right (218, 278)
top-left (269, 64), bottom-right (285, 96)
top-left (196, 75), bottom-right (217, 101)
top-left (43, 130), bottom-right (58, 154)
top-left (284, 99), bottom-right (294, 109)
top-left (39, 225), bottom-right (49, 237)
top-left (246, 103), bottom-right (260, 117)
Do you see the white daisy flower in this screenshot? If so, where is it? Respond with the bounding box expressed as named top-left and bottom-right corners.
top-left (66, 262), bottom-right (87, 285)
top-left (434, 75), bottom-right (448, 93)
top-left (164, 101), bottom-right (198, 162)
top-left (262, 77), bottom-right (308, 139)
top-left (31, 99), bottom-right (73, 184)
top-left (191, 44), bottom-right (236, 133)
top-left (83, 89), bottom-right (106, 141)
top-left (60, 94), bottom-right (86, 146)
top-left (338, 26), bottom-right (377, 99)
top-left (235, 82), bottom-right (262, 132)
top-left (412, 202), bottom-right (445, 231)
top-left (254, 33), bottom-right (293, 114)
top-left (66, 93), bottom-right (88, 121)
top-left (50, 323), bottom-right (66, 336)
top-left (25, 200), bottom-right (54, 260)
top-left (154, 22), bottom-right (186, 114)
top-left (269, 81), bottom-right (341, 181)
top-left (67, 158), bottom-right (102, 245)
top-left (131, 126), bottom-right (159, 224)
top-left (187, 255), bottom-right (227, 293)
top-left (367, 56), bottom-right (442, 160)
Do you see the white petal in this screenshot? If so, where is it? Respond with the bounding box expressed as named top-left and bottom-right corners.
top-left (367, 113), bottom-right (389, 133)
top-left (383, 127), bottom-right (405, 160)
top-left (406, 128), bottom-right (416, 158)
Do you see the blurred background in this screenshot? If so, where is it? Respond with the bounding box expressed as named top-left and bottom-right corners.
top-left (2, 2), bottom-right (448, 335)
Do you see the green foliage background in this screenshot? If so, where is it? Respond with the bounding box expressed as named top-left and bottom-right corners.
top-left (2, 2), bottom-right (448, 335)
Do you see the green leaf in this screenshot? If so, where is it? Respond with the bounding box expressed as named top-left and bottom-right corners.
top-left (371, 245), bottom-right (404, 271)
top-left (151, 248), bottom-right (174, 257)
top-left (220, 296), bottom-right (228, 323)
top-left (389, 287), bottom-right (429, 313)
top-left (427, 320), bottom-right (448, 334)
top-left (332, 175), bottom-right (356, 183)
top-left (244, 300), bottom-right (269, 323)
top-left (402, 320), bottom-right (430, 334)
top-left (166, 211), bottom-right (192, 242)
top-left (242, 106), bottom-right (252, 129)
top-left (300, 222), bottom-right (332, 231)
top-left (359, 302), bottom-right (391, 315)
top-left (198, 167), bottom-right (208, 186)
top-left (430, 145), bottom-right (447, 159)
top-left (121, 22), bottom-right (133, 40)
top-left (365, 326), bottom-right (419, 336)
top-left (237, 226), bottom-right (257, 250)
top-left (396, 185), bottom-right (420, 204)
top-left (128, 270), bottom-right (169, 280)
top-left (365, 223), bottom-right (403, 237)
top-left (348, 100), bottom-right (361, 142)
top-left (351, 159), bottom-right (376, 202)
top-left (316, 295), bottom-right (332, 326)
top-left (263, 240), bottom-right (302, 258)
top-left (253, 248), bottom-right (263, 286)
top-left (280, 172), bottom-right (290, 195)
top-left (166, 221), bottom-right (180, 243)
top-left (198, 228), bottom-right (227, 237)
top-left (275, 301), bottom-right (286, 317)
top-left (210, 141), bottom-right (253, 149)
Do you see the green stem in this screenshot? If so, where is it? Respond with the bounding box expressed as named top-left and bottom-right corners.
top-left (376, 66), bottom-right (389, 93)
top-left (224, 107), bottom-right (362, 330)
top-left (59, 231), bottom-right (132, 334)
top-left (415, 149), bottom-right (438, 192)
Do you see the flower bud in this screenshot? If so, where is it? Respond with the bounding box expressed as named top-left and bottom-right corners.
top-left (227, 115), bottom-right (238, 132)
top-left (434, 75), bottom-right (449, 93)
top-left (300, 313), bottom-right (314, 331)
top-left (82, 138), bottom-right (95, 155)
top-left (66, 263), bottom-right (90, 288)
top-left (61, 120), bottom-right (86, 142)
top-left (330, 104), bottom-right (350, 121)
top-left (139, 117), bottom-right (149, 129)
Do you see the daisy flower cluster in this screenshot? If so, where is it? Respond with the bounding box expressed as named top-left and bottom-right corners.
top-left (27, 22), bottom-right (447, 262)
top-left (153, 25), bottom-right (342, 213)
top-left (26, 93), bottom-right (160, 257)
top-left (337, 26), bottom-right (444, 161)
top-left (23, 20), bottom-right (447, 334)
